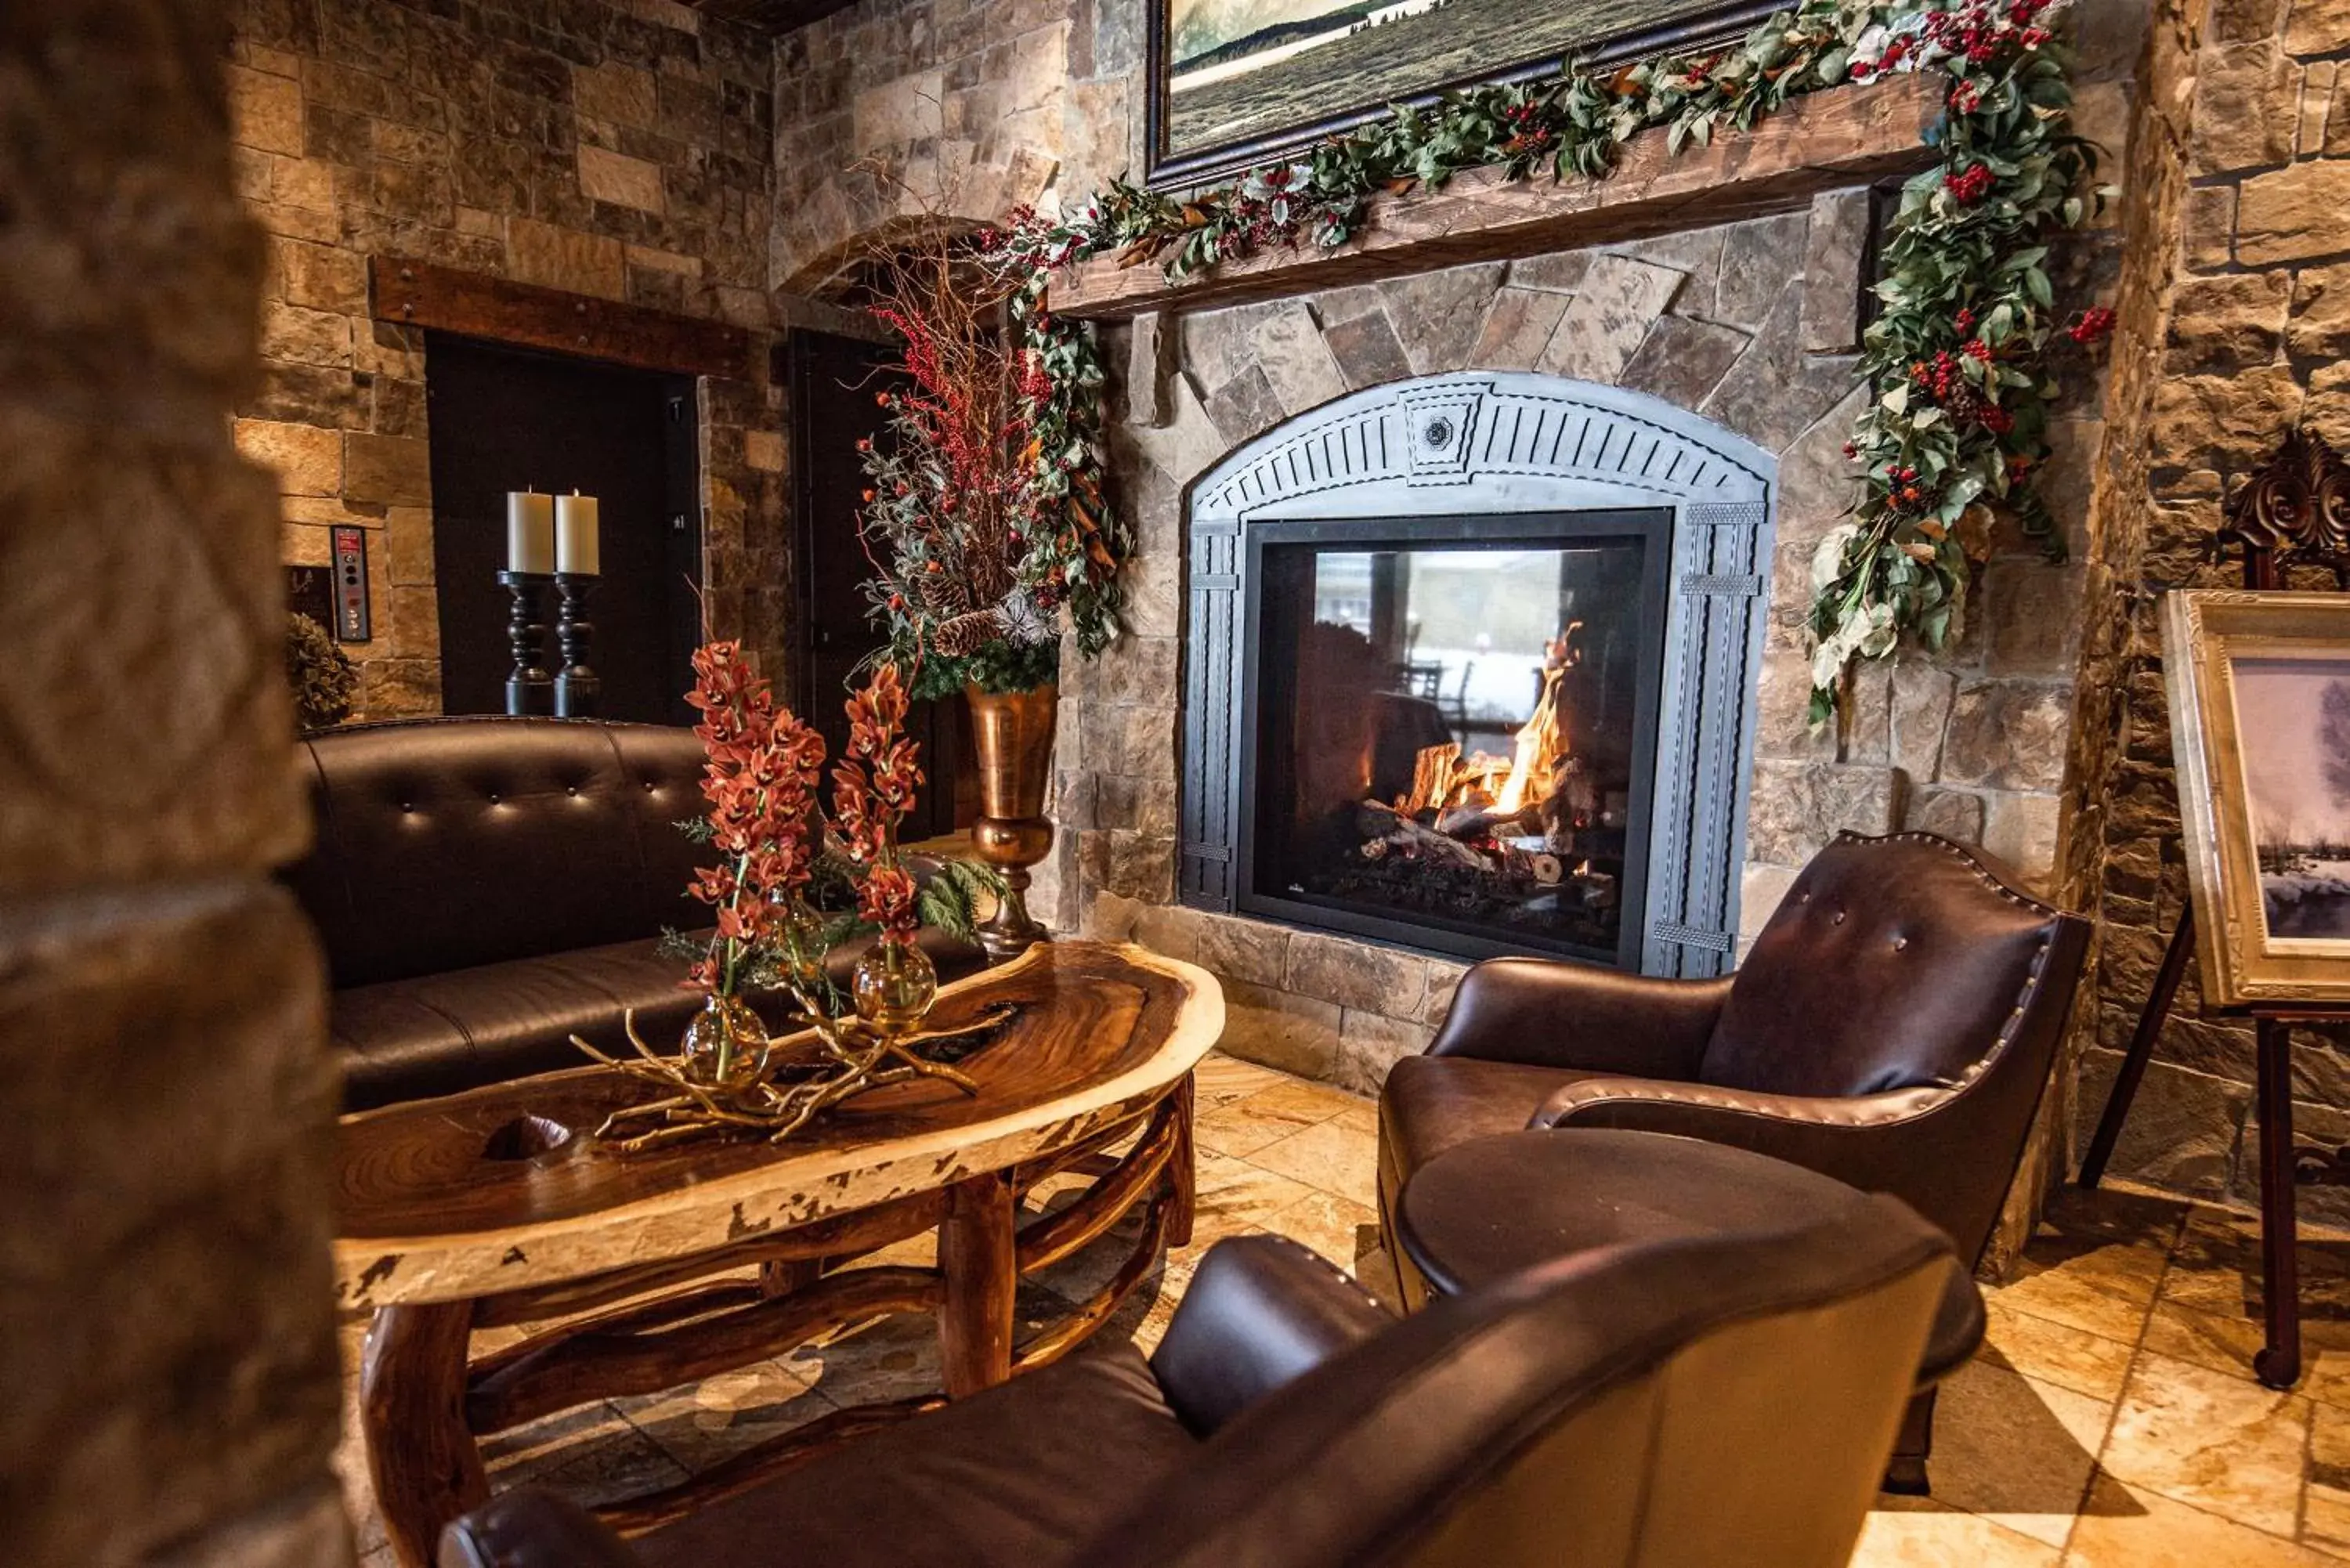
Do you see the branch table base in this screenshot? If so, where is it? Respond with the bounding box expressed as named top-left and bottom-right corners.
top-left (334, 941), bottom-right (1221, 1566)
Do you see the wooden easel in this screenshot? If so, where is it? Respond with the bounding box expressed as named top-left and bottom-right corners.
top-left (2077, 429), bottom-right (2350, 1391)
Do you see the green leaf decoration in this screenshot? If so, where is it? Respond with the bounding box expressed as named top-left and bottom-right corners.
top-left (974, 0), bottom-right (2105, 726)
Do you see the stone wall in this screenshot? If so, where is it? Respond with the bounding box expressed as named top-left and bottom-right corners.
top-left (1031, 182), bottom-right (2124, 1100)
top-left (768, 0), bottom-right (1137, 289)
top-left (223, 0), bottom-right (794, 716)
top-left (1, 2), bottom-right (349, 1563)
top-left (2063, 0), bottom-right (2350, 1221)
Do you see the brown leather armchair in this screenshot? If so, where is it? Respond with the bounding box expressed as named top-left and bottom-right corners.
top-left (1377, 829), bottom-right (2090, 1488)
top-left (442, 1205), bottom-right (1965, 1568)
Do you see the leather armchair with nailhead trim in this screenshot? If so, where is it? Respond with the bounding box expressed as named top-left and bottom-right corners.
top-left (1377, 829), bottom-right (2090, 1490)
top-left (441, 1207), bottom-right (1965, 1568)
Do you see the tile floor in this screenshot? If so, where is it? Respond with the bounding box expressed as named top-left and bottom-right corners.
top-left (339, 1052), bottom-right (2350, 1566)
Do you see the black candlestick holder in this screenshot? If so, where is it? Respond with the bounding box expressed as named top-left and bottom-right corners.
top-left (553, 573), bottom-right (599, 718)
top-left (496, 570), bottom-right (554, 716)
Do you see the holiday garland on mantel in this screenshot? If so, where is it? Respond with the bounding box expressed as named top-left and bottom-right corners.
top-left (965, 0), bottom-right (2112, 719)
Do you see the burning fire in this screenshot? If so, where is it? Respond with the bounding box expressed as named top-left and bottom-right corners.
top-left (1492, 661), bottom-right (1567, 815)
top-left (1347, 624), bottom-right (1614, 911)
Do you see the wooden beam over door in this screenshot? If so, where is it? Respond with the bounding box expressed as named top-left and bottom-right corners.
top-left (369, 258), bottom-right (753, 380)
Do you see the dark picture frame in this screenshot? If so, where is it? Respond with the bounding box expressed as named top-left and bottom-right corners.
top-left (1144, 0), bottom-right (1780, 190)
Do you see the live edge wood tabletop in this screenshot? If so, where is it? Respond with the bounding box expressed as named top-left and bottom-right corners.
top-left (333, 940), bottom-right (1224, 1568)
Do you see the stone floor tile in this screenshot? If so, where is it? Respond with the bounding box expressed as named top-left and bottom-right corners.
top-left (1328, 1096), bottom-right (1379, 1138)
top-left (613, 1357), bottom-right (834, 1474)
top-left (2099, 1349), bottom-right (2310, 1537)
top-left (1195, 1080), bottom-right (1353, 1157)
top-left (2141, 1298), bottom-right (2350, 1409)
top-left (1191, 1150), bottom-right (1319, 1240)
top-left (1849, 1496), bottom-right (2061, 1566)
top-left (1977, 1297), bottom-right (2138, 1404)
top-left (1926, 1359), bottom-right (2112, 1546)
top-left (2160, 1205), bottom-right (2350, 1339)
top-left (480, 1400), bottom-right (692, 1505)
top-left (1261, 1188), bottom-right (1386, 1281)
top-left (1193, 1053), bottom-right (1289, 1107)
top-left (2305, 1402), bottom-right (2350, 1558)
top-left (1992, 1230), bottom-right (2171, 1344)
top-left (2064, 1472), bottom-right (2335, 1566)
top-left (1245, 1118), bottom-right (1382, 1209)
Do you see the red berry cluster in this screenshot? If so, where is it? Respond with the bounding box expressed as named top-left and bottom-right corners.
top-left (1944, 163), bottom-right (1995, 204)
top-left (2066, 305), bottom-right (2116, 345)
top-left (1910, 349), bottom-right (1965, 401)
top-left (1922, 0), bottom-right (2048, 64)
top-left (1883, 464), bottom-right (1932, 514)
top-left (1501, 101), bottom-right (1554, 155)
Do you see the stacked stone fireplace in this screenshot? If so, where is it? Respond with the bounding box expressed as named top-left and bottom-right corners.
top-left (1029, 193), bottom-right (2104, 1107)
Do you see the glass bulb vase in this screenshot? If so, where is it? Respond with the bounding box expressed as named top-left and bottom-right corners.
top-left (851, 939), bottom-right (938, 1035)
top-left (678, 993), bottom-right (772, 1090)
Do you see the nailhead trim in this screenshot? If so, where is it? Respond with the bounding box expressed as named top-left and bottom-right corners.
top-left (1257, 1234), bottom-right (1389, 1313)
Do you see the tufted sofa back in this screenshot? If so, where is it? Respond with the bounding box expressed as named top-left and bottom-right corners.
top-left (287, 717), bottom-right (709, 988)
top-left (1700, 832), bottom-right (2087, 1100)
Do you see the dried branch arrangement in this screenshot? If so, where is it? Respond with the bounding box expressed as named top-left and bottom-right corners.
top-left (856, 220), bottom-right (1126, 701)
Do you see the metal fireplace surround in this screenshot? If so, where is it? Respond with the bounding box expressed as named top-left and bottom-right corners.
top-left (1178, 372), bottom-right (1776, 979)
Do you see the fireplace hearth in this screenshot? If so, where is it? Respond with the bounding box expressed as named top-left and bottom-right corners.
top-left (1180, 373), bottom-right (1777, 979)
top-left (1241, 513), bottom-right (1671, 966)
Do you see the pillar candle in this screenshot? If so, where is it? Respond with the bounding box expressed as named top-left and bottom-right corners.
top-left (506, 490), bottom-right (555, 575)
top-left (556, 491), bottom-right (601, 576)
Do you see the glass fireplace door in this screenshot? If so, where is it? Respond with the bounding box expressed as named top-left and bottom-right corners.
top-left (1237, 511), bottom-right (1672, 967)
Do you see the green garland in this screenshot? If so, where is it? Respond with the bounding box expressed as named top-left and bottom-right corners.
top-left (977, 0), bottom-right (2109, 717)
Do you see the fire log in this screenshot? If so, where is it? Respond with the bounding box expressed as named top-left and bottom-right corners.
top-left (1357, 800), bottom-right (1492, 870)
top-left (1436, 801), bottom-right (1540, 840)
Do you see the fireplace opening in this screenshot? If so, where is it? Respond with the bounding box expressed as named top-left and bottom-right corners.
top-left (1238, 511), bottom-right (1673, 967)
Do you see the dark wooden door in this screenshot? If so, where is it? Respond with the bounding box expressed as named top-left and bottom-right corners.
top-left (788, 328), bottom-right (969, 837)
top-left (425, 334), bottom-right (702, 725)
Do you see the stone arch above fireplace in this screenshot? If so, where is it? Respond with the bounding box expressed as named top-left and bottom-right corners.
top-left (1179, 372), bottom-right (1777, 978)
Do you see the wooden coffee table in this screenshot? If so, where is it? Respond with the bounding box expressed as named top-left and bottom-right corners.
top-left (334, 941), bottom-right (1222, 1567)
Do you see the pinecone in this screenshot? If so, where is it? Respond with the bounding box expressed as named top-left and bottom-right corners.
top-left (931, 609), bottom-right (1010, 656)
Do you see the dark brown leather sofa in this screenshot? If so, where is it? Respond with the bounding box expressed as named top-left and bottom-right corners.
top-left (288, 717), bottom-right (980, 1111)
top-left (441, 1201), bottom-right (1966, 1568)
top-left (1377, 829), bottom-right (2091, 1488)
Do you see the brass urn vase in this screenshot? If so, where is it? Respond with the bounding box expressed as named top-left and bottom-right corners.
top-left (965, 681), bottom-right (1058, 961)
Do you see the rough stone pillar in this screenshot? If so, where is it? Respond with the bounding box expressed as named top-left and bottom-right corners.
top-left (0, 3), bottom-right (352, 1563)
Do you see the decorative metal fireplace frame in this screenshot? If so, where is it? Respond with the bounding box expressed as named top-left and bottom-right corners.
top-left (1178, 372), bottom-right (1776, 978)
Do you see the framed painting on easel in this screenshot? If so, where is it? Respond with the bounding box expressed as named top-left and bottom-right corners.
top-left (2164, 590), bottom-right (2350, 1010)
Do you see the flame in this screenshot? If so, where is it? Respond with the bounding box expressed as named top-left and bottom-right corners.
top-left (1493, 661), bottom-right (1569, 815)
top-left (1485, 630), bottom-right (1579, 818)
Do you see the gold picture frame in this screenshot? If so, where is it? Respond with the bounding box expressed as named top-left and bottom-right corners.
top-left (2164, 589), bottom-right (2350, 1010)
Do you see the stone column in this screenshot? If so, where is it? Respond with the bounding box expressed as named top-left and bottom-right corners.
top-left (0, 3), bottom-right (351, 1563)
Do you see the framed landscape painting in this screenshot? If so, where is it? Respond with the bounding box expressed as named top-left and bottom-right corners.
top-left (2164, 590), bottom-right (2350, 1010)
top-left (1146, 0), bottom-right (1777, 187)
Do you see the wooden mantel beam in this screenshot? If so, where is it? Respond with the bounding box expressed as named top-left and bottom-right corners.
top-left (1048, 74), bottom-right (1940, 321)
top-left (368, 257), bottom-right (753, 380)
